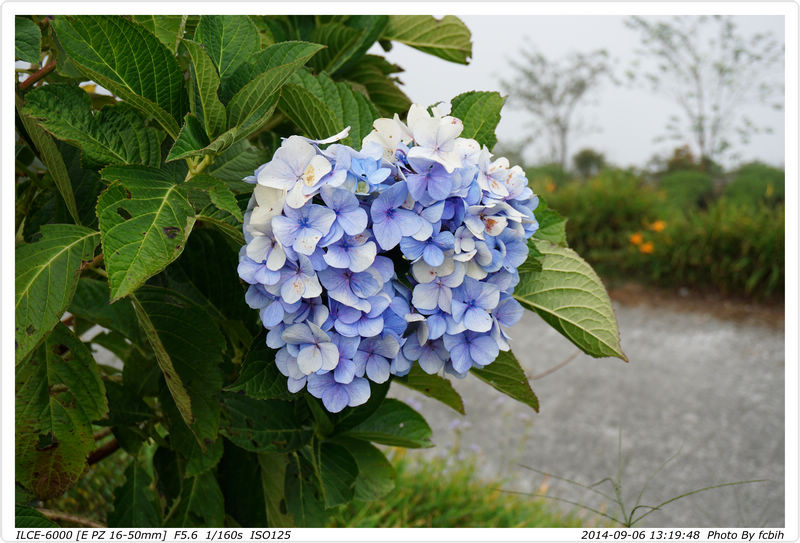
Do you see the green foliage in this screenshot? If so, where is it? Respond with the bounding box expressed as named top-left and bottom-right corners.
top-left (15, 323), bottom-right (108, 500)
top-left (450, 91), bottom-right (505, 150)
top-left (15, 17), bottom-right (42, 64)
top-left (15, 224), bottom-right (99, 363)
top-left (516, 240), bottom-right (628, 361)
top-left (331, 453), bottom-right (585, 527)
top-left (659, 169), bottom-right (714, 208)
top-left (724, 162), bottom-right (785, 207)
top-left (542, 167), bottom-right (785, 299)
top-left (472, 350), bottom-right (541, 411)
top-left (14, 14), bottom-right (624, 528)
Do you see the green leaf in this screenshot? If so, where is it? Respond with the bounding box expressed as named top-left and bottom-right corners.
top-left (16, 100), bottom-right (81, 224)
top-left (132, 15), bottom-right (186, 53)
top-left (209, 139), bottom-right (271, 185)
top-left (226, 41), bottom-right (323, 133)
top-left (23, 84), bottom-right (163, 169)
top-left (166, 471), bottom-right (225, 527)
top-left (196, 213), bottom-right (245, 247)
top-left (218, 442), bottom-right (268, 526)
top-left (183, 174), bottom-right (243, 221)
top-left (220, 393), bottom-right (313, 453)
top-left (195, 16), bottom-right (260, 82)
top-left (344, 398), bottom-right (432, 448)
top-left (284, 453), bottom-right (327, 527)
top-left (471, 350), bottom-right (539, 412)
top-left (343, 55), bottom-right (411, 117)
top-left (181, 39), bottom-right (227, 138)
top-left (98, 165), bottom-right (196, 301)
top-left (309, 17), bottom-right (389, 75)
top-left (166, 113), bottom-right (211, 162)
top-left (317, 442), bottom-right (357, 508)
top-left (69, 278), bottom-right (140, 340)
top-left (107, 463), bottom-right (161, 527)
top-left (395, 365), bottom-right (465, 414)
top-left (132, 286), bottom-right (225, 447)
top-left (258, 452), bottom-right (293, 526)
top-left (15, 224), bottom-right (99, 364)
top-left (170, 408), bottom-right (224, 477)
top-left (226, 334), bottom-right (294, 400)
top-left (382, 15), bottom-right (472, 64)
top-left (15, 505), bottom-right (58, 528)
top-left (532, 198), bottom-right (568, 247)
top-left (515, 239), bottom-right (628, 361)
top-left (332, 437), bottom-right (395, 501)
top-left (15, 17), bottom-right (41, 64)
top-left (279, 70), bottom-right (378, 147)
top-left (52, 15), bottom-right (188, 138)
top-left (15, 323), bottom-right (107, 500)
top-left (450, 91), bottom-right (505, 150)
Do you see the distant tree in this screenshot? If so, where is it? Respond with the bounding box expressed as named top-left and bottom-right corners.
top-left (572, 148), bottom-right (606, 178)
top-left (501, 47), bottom-right (614, 169)
top-left (626, 16), bottom-right (783, 166)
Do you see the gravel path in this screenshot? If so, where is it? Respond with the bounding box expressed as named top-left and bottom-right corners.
top-left (389, 301), bottom-right (785, 527)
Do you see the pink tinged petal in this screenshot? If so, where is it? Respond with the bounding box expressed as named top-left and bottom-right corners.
top-left (366, 355), bottom-right (390, 383)
top-left (293, 228), bottom-right (323, 255)
top-left (297, 344), bottom-right (324, 374)
top-left (300, 274), bottom-right (322, 299)
top-left (280, 276), bottom-right (305, 304)
top-left (285, 184), bottom-right (314, 209)
top-left (346, 378), bottom-right (371, 407)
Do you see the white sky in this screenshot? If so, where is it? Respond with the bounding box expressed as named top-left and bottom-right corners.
top-left (374, 15), bottom-right (785, 169)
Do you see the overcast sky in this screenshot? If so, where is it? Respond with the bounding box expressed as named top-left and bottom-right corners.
top-left (373, 15), bottom-right (785, 169)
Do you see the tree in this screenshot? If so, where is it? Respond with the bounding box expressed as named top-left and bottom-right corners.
top-left (501, 47), bottom-right (614, 169)
top-left (625, 16), bottom-right (783, 166)
top-left (573, 148), bottom-right (606, 179)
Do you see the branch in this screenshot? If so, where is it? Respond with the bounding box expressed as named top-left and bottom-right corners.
top-left (19, 60), bottom-right (57, 91)
top-left (36, 508), bottom-right (105, 528)
top-left (87, 438), bottom-right (120, 465)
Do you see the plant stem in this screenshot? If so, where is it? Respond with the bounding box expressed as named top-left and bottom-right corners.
top-left (93, 427), bottom-right (113, 441)
top-left (87, 438), bottom-right (120, 465)
top-left (19, 60), bottom-right (57, 91)
top-left (37, 508), bottom-right (105, 528)
top-left (184, 154), bottom-right (213, 181)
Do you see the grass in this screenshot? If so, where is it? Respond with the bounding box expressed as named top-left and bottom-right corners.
top-left (329, 450), bottom-right (589, 528)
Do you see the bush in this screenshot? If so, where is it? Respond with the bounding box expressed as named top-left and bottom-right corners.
top-left (659, 170), bottom-right (715, 209)
top-left (724, 162), bottom-right (785, 207)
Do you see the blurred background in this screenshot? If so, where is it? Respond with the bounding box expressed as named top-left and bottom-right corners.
top-left (377, 14), bottom-right (787, 528)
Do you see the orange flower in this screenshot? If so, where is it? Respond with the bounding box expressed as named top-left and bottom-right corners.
top-left (629, 232), bottom-right (644, 245)
top-left (545, 181), bottom-right (556, 193)
top-left (649, 220), bottom-right (667, 232)
top-left (640, 241), bottom-right (654, 254)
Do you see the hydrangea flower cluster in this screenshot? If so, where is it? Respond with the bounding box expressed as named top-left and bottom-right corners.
top-left (238, 104), bottom-right (539, 412)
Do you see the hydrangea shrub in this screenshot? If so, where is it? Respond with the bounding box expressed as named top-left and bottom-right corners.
top-left (14, 14), bottom-right (626, 528)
